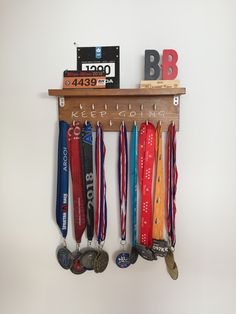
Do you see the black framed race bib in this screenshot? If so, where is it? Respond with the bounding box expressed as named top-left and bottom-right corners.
top-left (77, 46), bottom-right (120, 88)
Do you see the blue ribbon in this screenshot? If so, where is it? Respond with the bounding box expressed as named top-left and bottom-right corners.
top-left (56, 121), bottom-right (69, 239)
top-left (130, 124), bottom-right (138, 247)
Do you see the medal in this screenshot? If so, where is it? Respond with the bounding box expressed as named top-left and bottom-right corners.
top-left (79, 121), bottom-right (98, 271)
top-left (70, 249), bottom-right (86, 275)
top-left (80, 247), bottom-right (98, 270)
top-left (130, 123), bottom-right (138, 265)
top-left (55, 121), bottom-right (73, 269)
top-left (136, 244), bottom-right (156, 261)
top-left (116, 251), bottom-right (130, 268)
top-left (67, 123), bottom-right (87, 275)
top-left (57, 245), bottom-right (73, 269)
top-left (152, 122), bottom-right (168, 258)
top-left (94, 123), bottom-right (109, 273)
top-left (94, 249), bottom-right (109, 273)
top-left (165, 249), bottom-right (178, 280)
top-left (115, 122), bottom-right (130, 269)
top-left (165, 122), bottom-right (179, 279)
top-left (152, 239), bottom-right (169, 257)
top-left (137, 122), bottom-right (156, 261)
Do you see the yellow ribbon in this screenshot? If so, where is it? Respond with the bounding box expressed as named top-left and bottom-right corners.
top-left (152, 122), bottom-right (164, 240)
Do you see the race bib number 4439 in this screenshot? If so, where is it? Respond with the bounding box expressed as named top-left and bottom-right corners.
top-left (63, 76), bottom-right (106, 89)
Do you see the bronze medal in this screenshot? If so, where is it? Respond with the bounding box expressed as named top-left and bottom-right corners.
top-left (70, 251), bottom-right (86, 275)
top-left (80, 248), bottom-right (98, 271)
top-left (165, 250), bottom-right (178, 280)
top-left (94, 250), bottom-right (109, 273)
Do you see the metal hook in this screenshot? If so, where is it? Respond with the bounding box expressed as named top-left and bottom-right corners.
top-left (92, 104), bottom-right (95, 110)
top-left (122, 121), bottom-right (125, 126)
top-left (172, 120), bottom-right (175, 126)
top-left (85, 120), bottom-right (88, 126)
top-left (134, 121), bottom-right (137, 126)
top-left (104, 104), bottom-right (107, 110)
top-left (109, 120), bottom-right (112, 126)
top-left (73, 120), bottom-right (76, 127)
top-left (128, 104), bottom-right (131, 110)
top-left (116, 104), bottom-right (119, 110)
top-left (146, 120), bottom-right (149, 125)
top-left (79, 104), bottom-right (83, 110)
top-left (153, 104), bottom-right (157, 110)
top-left (140, 104), bottom-right (144, 111)
top-left (97, 121), bottom-right (100, 127)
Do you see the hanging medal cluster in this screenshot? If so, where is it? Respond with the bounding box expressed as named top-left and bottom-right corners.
top-left (55, 119), bottom-right (179, 279)
top-left (56, 121), bottom-right (109, 274)
top-left (136, 121), bottom-right (179, 280)
top-left (114, 120), bottom-right (179, 280)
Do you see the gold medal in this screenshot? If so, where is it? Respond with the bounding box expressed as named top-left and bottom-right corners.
top-left (165, 250), bottom-right (178, 280)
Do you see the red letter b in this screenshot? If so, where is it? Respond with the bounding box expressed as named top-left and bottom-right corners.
top-left (162, 49), bottom-right (178, 80)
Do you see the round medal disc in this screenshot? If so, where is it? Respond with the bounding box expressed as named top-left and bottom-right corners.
top-left (80, 249), bottom-right (98, 271)
top-left (70, 251), bottom-right (86, 275)
top-left (136, 244), bottom-right (156, 261)
top-left (57, 246), bottom-right (73, 270)
top-left (116, 252), bottom-right (130, 268)
top-left (130, 246), bottom-right (139, 264)
top-left (94, 250), bottom-right (109, 273)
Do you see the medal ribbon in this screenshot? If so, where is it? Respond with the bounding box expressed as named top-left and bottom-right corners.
top-left (118, 123), bottom-right (128, 241)
top-left (56, 121), bottom-right (69, 239)
top-left (67, 123), bottom-right (86, 245)
top-left (81, 122), bottom-right (94, 242)
top-left (95, 124), bottom-right (107, 244)
top-left (166, 123), bottom-right (178, 248)
top-left (130, 124), bottom-right (138, 247)
top-left (152, 122), bottom-right (165, 240)
top-left (138, 122), bottom-right (156, 248)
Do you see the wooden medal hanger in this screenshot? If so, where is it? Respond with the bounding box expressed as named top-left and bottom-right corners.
top-left (48, 88), bottom-right (186, 132)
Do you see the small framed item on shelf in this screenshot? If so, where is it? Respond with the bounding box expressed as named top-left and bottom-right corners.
top-left (77, 46), bottom-right (120, 88)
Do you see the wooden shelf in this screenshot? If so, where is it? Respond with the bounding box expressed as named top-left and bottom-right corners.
top-left (48, 88), bottom-right (186, 97)
top-left (48, 87), bottom-right (186, 132)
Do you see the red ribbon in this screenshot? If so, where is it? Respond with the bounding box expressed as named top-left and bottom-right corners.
top-left (67, 123), bottom-right (86, 244)
top-left (138, 122), bottom-right (156, 248)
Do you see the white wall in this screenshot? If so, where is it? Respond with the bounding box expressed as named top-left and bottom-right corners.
top-left (1, 0), bottom-right (236, 313)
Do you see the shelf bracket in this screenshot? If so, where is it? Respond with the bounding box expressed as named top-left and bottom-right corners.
top-left (59, 97), bottom-right (65, 108)
top-left (173, 95), bottom-right (179, 106)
